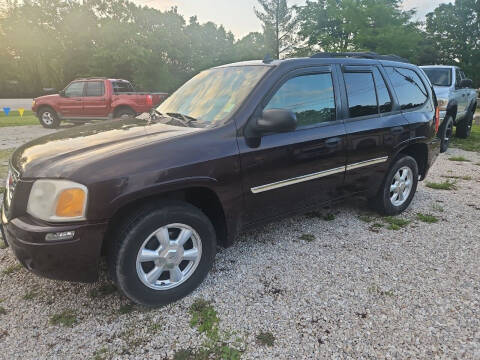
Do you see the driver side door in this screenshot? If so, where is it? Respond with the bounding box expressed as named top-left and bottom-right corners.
top-left (238, 67), bottom-right (347, 226)
top-left (58, 81), bottom-right (85, 117)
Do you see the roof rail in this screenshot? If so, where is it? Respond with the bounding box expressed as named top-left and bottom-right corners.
top-left (310, 52), bottom-right (410, 63)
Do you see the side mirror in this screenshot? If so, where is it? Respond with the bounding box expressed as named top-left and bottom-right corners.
top-left (59, 90), bottom-right (66, 97)
top-left (459, 78), bottom-right (473, 88)
top-left (246, 109), bottom-right (297, 137)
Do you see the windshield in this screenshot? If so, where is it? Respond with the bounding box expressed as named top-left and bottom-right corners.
top-left (422, 68), bottom-right (452, 87)
top-left (156, 65), bottom-right (270, 126)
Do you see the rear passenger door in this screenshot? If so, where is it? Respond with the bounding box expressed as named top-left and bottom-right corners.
top-left (340, 65), bottom-right (410, 194)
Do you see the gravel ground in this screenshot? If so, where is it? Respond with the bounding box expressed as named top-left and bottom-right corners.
top-left (1, 144), bottom-right (480, 359)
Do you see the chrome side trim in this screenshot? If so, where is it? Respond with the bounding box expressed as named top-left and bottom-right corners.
top-left (251, 166), bottom-right (345, 194)
top-left (346, 156), bottom-right (388, 171)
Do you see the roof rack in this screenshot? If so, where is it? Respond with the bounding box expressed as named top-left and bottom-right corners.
top-left (310, 52), bottom-right (410, 63)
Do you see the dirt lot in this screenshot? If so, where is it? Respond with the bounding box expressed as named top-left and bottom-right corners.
top-left (0, 126), bottom-right (479, 359)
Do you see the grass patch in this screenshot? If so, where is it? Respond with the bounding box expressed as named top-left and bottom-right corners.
top-left (417, 213), bottom-right (439, 224)
top-left (0, 241), bottom-right (6, 250)
top-left (299, 233), bottom-right (315, 242)
top-left (0, 111), bottom-right (38, 127)
top-left (118, 303), bottom-right (134, 315)
top-left (368, 285), bottom-right (395, 297)
top-left (256, 331), bottom-right (275, 346)
top-left (50, 309), bottom-right (77, 327)
top-left (451, 125), bottom-right (480, 152)
top-left (0, 306), bottom-right (6, 315)
top-left (448, 156), bottom-right (471, 162)
top-left (2, 263), bottom-right (22, 275)
top-left (89, 283), bottom-right (116, 298)
top-left (426, 180), bottom-right (457, 190)
top-left (93, 347), bottom-right (109, 360)
top-left (358, 214), bottom-right (376, 223)
top-left (431, 203), bottom-right (444, 212)
top-left (369, 222), bottom-right (384, 232)
top-left (23, 290), bottom-right (37, 300)
top-left (383, 216), bottom-right (410, 230)
top-left (323, 213), bottom-right (335, 221)
top-left (441, 175), bottom-right (472, 180)
top-left (183, 298), bottom-right (243, 360)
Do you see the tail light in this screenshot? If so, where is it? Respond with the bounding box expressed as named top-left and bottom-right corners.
top-left (146, 95), bottom-right (153, 107)
top-left (435, 106), bottom-right (440, 134)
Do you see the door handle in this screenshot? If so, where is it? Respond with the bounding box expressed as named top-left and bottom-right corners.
top-left (390, 126), bottom-right (404, 135)
top-left (325, 137), bottom-right (341, 147)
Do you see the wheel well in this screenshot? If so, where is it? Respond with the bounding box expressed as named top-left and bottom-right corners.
top-left (114, 105), bottom-right (135, 117)
top-left (37, 105), bottom-right (56, 116)
top-left (446, 105), bottom-right (457, 121)
top-left (399, 143), bottom-right (428, 180)
top-left (102, 187), bottom-right (228, 255)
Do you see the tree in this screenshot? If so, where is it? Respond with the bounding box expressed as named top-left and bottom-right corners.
top-left (254, 0), bottom-right (297, 59)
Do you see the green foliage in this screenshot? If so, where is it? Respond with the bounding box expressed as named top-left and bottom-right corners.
top-left (50, 309), bottom-right (77, 327)
top-left (2, 263), bottom-right (22, 275)
top-left (189, 299), bottom-right (219, 340)
top-left (451, 125), bottom-right (480, 153)
top-left (448, 156), bottom-right (470, 162)
top-left (0, 111), bottom-right (38, 127)
top-left (299, 233), bottom-right (315, 242)
top-left (256, 331), bottom-right (275, 346)
top-left (118, 303), bottom-right (134, 315)
top-left (426, 180), bottom-right (457, 190)
top-left (416, 213), bottom-right (439, 223)
top-left (383, 216), bottom-right (410, 230)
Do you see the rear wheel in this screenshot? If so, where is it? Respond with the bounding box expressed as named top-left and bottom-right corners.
top-left (369, 155), bottom-right (419, 215)
top-left (38, 107), bottom-right (60, 128)
top-left (440, 115), bottom-right (454, 153)
top-left (115, 107), bottom-right (136, 119)
top-left (456, 111), bottom-right (473, 139)
top-left (108, 201), bottom-right (216, 307)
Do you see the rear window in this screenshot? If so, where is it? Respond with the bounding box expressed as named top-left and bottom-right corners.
top-left (344, 72), bottom-right (378, 118)
top-left (112, 81), bottom-right (134, 94)
top-left (86, 81), bottom-right (105, 97)
top-left (422, 68), bottom-right (452, 87)
top-left (385, 67), bottom-right (428, 110)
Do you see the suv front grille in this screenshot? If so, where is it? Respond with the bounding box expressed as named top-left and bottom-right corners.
top-left (5, 163), bottom-right (20, 208)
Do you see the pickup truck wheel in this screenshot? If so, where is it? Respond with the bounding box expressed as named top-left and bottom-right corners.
top-left (108, 201), bottom-right (216, 307)
top-left (369, 155), bottom-right (418, 216)
top-left (38, 108), bottom-right (60, 128)
top-left (456, 111), bottom-right (473, 139)
top-left (440, 115), bottom-right (454, 153)
top-left (115, 108), bottom-right (136, 119)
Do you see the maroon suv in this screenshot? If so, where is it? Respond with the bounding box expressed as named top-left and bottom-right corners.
top-left (2, 53), bottom-right (440, 306)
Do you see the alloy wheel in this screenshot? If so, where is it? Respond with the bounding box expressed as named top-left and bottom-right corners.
top-left (389, 166), bottom-right (413, 207)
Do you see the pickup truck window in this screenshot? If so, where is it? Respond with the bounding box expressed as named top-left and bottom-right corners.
top-left (157, 66), bottom-right (270, 126)
top-left (422, 68), bottom-right (452, 87)
top-left (265, 73), bottom-right (335, 127)
top-left (385, 67), bottom-right (428, 110)
top-left (86, 81), bottom-right (105, 97)
top-left (65, 81), bottom-right (85, 97)
top-left (112, 81), bottom-right (134, 94)
top-left (344, 72), bottom-right (377, 118)
top-left (455, 69), bottom-right (462, 85)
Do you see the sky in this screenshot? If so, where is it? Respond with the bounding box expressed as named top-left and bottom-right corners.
top-left (134, 0), bottom-right (452, 39)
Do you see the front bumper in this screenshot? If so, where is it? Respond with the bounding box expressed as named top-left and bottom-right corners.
top-left (1, 205), bottom-right (107, 282)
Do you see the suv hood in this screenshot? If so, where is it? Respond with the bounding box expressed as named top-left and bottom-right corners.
top-left (12, 118), bottom-right (202, 178)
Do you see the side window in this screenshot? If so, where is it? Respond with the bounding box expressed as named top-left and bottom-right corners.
top-left (265, 73), bottom-right (336, 128)
top-left (455, 69), bottom-right (462, 85)
top-left (64, 82), bottom-right (85, 97)
top-left (86, 81), bottom-right (105, 97)
top-left (385, 67), bottom-right (428, 110)
top-left (373, 68), bottom-right (392, 113)
top-left (112, 81), bottom-right (134, 94)
top-left (344, 72), bottom-right (377, 118)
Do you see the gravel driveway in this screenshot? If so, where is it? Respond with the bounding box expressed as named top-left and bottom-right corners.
top-left (0, 129), bottom-right (479, 359)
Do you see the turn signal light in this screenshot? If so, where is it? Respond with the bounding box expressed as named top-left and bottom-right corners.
top-left (55, 189), bottom-right (86, 217)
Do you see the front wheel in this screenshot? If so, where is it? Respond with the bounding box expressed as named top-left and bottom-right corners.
top-left (38, 108), bottom-right (60, 128)
top-left (108, 201), bottom-right (216, 307)
top-left (440, 115), bottom-right (454, 153)
top-left (369, 155), bottom-right (419, 215)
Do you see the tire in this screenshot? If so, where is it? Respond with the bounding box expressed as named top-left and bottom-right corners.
top-left (439, 115), bottom-right (454, 153)
top-left (369, 155), bottom-right (419, 216)
top-left (456, 110), bottom-right (473, 139)
top-left (38, 107), bottom-right (60, 128)
top-left (108, 201), bottom-right (216, 307)
top-left (115, 107), bottom-right (136, 119)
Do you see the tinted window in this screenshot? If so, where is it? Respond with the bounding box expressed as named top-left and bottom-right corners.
top-left (422, 68), bottom-right (452, 87)
top-left (455, 69), bottom-right (462, 85)
top-left (373, 68), bottom-right (392, 113)
top-left (64, 82), bottom-right (85, 97)
top-left (344, 72), bottom-right (377, 118)
top-left (86, 81), bottom-right (104, 97)
top-left (386, 67), bottom-right (428, 110)
top-left (265, 73), bottom-right (335, 127)
top-left (112, 81), bottom-right (134, 94)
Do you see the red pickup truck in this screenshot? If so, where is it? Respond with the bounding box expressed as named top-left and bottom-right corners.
top-left (32, 78), bottom-right (168, 128)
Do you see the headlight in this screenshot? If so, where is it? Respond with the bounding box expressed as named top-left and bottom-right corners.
top-left (437, 98), bottom-right (448, 111)
top-left (27, 180), bottom-right (88, 222)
